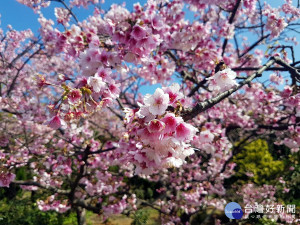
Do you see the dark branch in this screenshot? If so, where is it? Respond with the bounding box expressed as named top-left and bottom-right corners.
top-left (182, 57), bottom-right (277, 121)
top-left (232, 67), bottom-right (299, 71)
top-left (187, 79), bottom-right (208, 97)
top-left (7, 46), bottom-right (43, 96)
top-left (221, 0), bottom-right (242, 56)
top-left (239, 34), bottom-right (270, 58)
top-left (183, 57), bottom-right (300, 121)
top-left (69, 145), bottom-right (90, 204)
top-left (73, 199), bottom-right (101, 214)
top-left (12, 180), bottom-right (70, 194)
top-left (51, 0), bottom-right (79, 24)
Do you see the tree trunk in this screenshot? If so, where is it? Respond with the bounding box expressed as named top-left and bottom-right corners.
top-left (76, 207), bottom-right (87, 225)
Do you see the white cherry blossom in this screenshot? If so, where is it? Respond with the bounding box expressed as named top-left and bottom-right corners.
top-left (208, 68), bottom-right (238, 92)
top-left (144, 88), bottom-right (169, 115)
top-left (87, 76), bottom-right (106, 93)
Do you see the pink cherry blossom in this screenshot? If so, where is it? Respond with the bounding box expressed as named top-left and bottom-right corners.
top-left (163, 83), bottom-right (183, 105)
top-left (67, 89), bottom-right (82, 104)
top-left (175, 122), bottom-right (198, 141)
top-left (131, 25), bottom-right (148, 40)
top-left (96, 68), bottom-right (112, 82)
top-left (162, 113), bottom-right (181, 133)
top-left (47, 115), bottom-right (66, 129)
top-left (87, 76), bottom-right (106, 93)
top-left (144, 88), bottom-right (169, 115)
top-left (147, 119), bottom-right (165, 133)
top-left (208, 68), bottom-right (238, 92)
top-left (3, 0), bottom-right (300, 224)
top-left (54, 7), bottom-right (70, 26)
top-left (0, 172), bottom-right (16, 187)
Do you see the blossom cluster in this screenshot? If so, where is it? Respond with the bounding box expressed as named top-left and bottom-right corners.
top-left (263, 3), bottom-right (288, 38)
top-left (45, 49), bottom-right (121, 129)
top-left (37, 194), bottom-right (70, 213)
top-left (3, 0), bottom-right (300, 223)
top-left (16, 0), bottom-right (50, 12)
top-left (121, 84), bottom-right (198, 174)
top-left (0, 172), bottom-right (16, 187)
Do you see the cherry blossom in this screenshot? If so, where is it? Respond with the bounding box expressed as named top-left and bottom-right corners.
top-left (0, 172), bottom-right (16, 187)
top-left (2, 0), bottom-right (300, 224)
top-left (47, 115), bottom-right (66, 129)
top-left (208, 68), bottom-right (238, 92)
top-left (121, 86), bottom-right (198, 175)
top-left (87, 76), bottom-right (106, 93)
top-left (68, 89), bottom-right (82, 104)
top-left (144, 88), bottom-right (170, 116)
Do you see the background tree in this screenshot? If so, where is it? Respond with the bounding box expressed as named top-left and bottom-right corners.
top-left (0, 0), bottom-right (299, 224)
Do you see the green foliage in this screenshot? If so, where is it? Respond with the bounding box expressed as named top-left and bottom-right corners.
top-left (108, 165), bottom-right (120, 173)
top-left (130, 207), bottom-right (160, 225)
top-left (257, 217), bottom-right (278, 225)
top-left (61, 212), bottom-right (81, 225)
top-left (274, 152), bottom-right (300, 206)
top-left (233, 139), bottom-right (284, 184)
top-left (0, 188), bottom-right (80, 225)
top-left (0, 195), bottom-right (63, 225)
top-left (131, 209), bottom-right (149, 225)
top-left (126, 176), bottom-right (162, 200)
top-left (15, 166), bottom-right (32, 181)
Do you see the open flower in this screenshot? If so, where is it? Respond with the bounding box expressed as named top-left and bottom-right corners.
top-left (162, 113), bottom-right (182, 133)
top-left (144, 88), bottom-right (169, 115)
top-left (175, 122), bottom-right (198, 141)
top-left (88, 76), bottom-right (106, 93)
top-left (131, 25), bottom-right (148, 40)
top-left (47, 115), bottom-right (66, 129)
top-left (147, 119), bottom-right (165, 133)
top-left (96, 68), bottom-right (111, 82)
top-left (199, 130), bottom-right (214, 142)
top-left (163, 83), bottom-right (183, 104)
top-left (67, 89), bottom-right (82, 104)
top-left (207, 68), bottom-right (238, 92)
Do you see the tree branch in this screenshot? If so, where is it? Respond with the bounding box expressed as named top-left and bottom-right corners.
top-left (182, 57), bottom-right (277, 121)
top-left (239, 34), bottom-right (270, 58)
top-left (69, 145), bottom-right (90, 204)
top-left (12, 180), bottom-right (70, 194)
top-left (232, 66), bottom-right (299, 71)
top-left (51, 0), bottom-right (79, 24)
top-left (73, 199), bottom-right (101, 214)
top-left (221, 0), bottom-right (242, 56)
top-left (187, 79), bottom-right (208, 97)
top-left (183, 57), bottom-right (300, 121)
top-left (7, 46), bottom-right (43, 96)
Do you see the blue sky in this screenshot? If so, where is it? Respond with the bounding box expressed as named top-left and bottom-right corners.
top-left (1, 0), bottom-right (298, 57)
top-left (0, 0), bottom-right (145, 32)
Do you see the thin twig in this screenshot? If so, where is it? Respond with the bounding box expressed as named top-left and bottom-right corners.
top-left (221, 0), bottom-right (242, 56)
